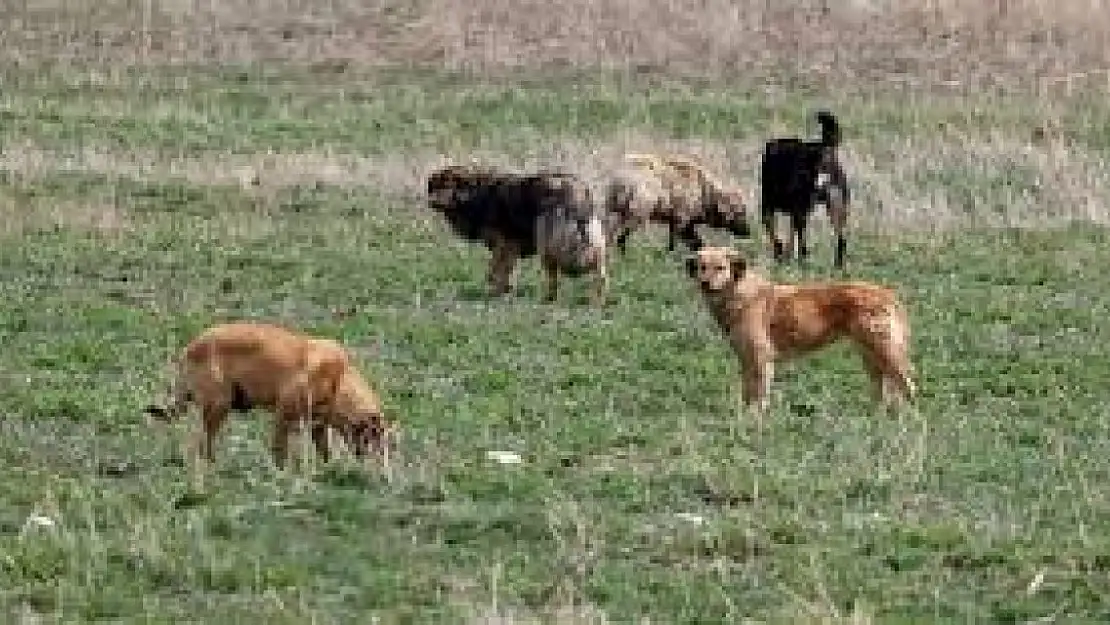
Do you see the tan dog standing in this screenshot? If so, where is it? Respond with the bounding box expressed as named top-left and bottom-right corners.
top-left (686, 247), bottom-right (915, 411)
top-left (145, 321), bottom-right (392, 468)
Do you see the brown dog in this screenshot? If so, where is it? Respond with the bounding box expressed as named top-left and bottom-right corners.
top-left (686, 247), bottom-right (915, 411)
top-left (145, 321), bottom-right (392, 468)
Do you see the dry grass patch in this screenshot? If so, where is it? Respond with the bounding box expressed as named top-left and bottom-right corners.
top-left (0, 192), bottom-right (133, 237)
top-left (6, 126), bottom-right (1110, 236)
top-left (5, 0), bottom-right (1110, 95)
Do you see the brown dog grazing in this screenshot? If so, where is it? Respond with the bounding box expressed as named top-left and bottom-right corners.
top-left (608, 152), bottom-right (749, 254)
top-left (426, 164), bottom-right (609, 304)
top-left (686, 247), bottom-right (915, 411)
top-left (145, 322), bottom-right (392, 468)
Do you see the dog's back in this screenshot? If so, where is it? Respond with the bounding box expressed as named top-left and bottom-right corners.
top-left (766, 281), bottom-right (904, 355)
top-left (427, 166), bottom-right (585, 258)
top-left (181, 322), bottom-right (311, 408)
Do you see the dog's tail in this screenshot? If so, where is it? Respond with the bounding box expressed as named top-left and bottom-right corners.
top-left (144, 363), bottom-right (192, 423)
top-left (815, 110), bottom-right (841, 148)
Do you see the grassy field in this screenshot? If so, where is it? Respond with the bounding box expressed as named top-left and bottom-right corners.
top-left (3, 0), bottom-right (1110, 622)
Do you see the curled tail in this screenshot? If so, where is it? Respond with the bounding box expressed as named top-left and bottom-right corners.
top-left (815, 110), bottom-right (841, 148)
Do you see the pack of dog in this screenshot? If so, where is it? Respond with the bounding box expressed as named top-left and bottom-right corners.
top-left (146, 109), bottom-right (909, 473)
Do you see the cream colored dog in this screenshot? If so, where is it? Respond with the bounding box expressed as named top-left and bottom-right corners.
top-left (687, 247), bottom-right (915, 411)
top-left (608, 152), bottom-right (749, 253)
top-left (145, 321), bottom-right (392, 468)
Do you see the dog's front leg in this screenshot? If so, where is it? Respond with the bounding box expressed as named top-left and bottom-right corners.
top-left (761, 211), bottom-right (785, 263)
top-left (487, 237), bottom-right (517, 296)
top-left (737, 340), bottom-right (774, 413)
top-left (271, 412), bottom-right (302, 469)
top-left (589, 263), bottom-right (608, 307)
top-left (195, 401), bottom-right (230, 463)
top-left (310, 422), bottom-right (331, 463)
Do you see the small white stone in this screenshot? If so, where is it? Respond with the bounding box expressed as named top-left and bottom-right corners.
top-left (25, 514), bottom-right (55, 529)
top-left (486, 451), bottom-right (523, 465)
top-left (674, 512), bottom-right (706, 525)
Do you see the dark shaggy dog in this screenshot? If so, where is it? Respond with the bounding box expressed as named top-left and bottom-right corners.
top-left (759, 111), bottom-right (851, 269)
top-left (426, 165), bottom-right (609, 303)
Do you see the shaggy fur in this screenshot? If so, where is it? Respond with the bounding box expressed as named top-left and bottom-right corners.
top-left (759, 110), bottom-right (851, 268)
top-left (145, 322), bottom-right (392, 468)
top-left (426, 164), bottom-right (609, 304)
top-left (686, 247), bottom-right (915, 411)
top-left (607, 152), bottom-right (750, 254)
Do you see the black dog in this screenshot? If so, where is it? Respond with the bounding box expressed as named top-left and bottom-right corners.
top-left (759, 110), bottom-right (850, 269)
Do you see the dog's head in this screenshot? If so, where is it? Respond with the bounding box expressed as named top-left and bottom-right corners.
top-left (426, 165), bottom-right (501, 211)
top-left (686, 247), bottom-right (747, 293)
top-left (426, 166), bottom-right (465, 210)
top-left (333, 372), bottom-right (395, 459)
top-left (709, 186), bottom-right (751, 238)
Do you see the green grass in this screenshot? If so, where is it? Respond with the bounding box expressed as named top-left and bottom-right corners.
top-left (2, 65), bottom-right (1110, 623)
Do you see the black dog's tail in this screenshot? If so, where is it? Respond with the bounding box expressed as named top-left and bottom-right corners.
top-left (815, 110), bottom-right (841, 148)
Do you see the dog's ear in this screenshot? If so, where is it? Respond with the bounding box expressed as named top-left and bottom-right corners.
top-left (685, 257), bottom-right (699, 278)
top-left (729, 253), bottom-right (747, 280)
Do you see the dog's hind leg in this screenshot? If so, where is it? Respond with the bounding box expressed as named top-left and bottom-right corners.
top-left (666, 222), bottom-right (679, 251)
top-left (541, 255), bottom-right (560, 302)
top-left (195, 399), bottom-right (230, 463)
top-left (791, 212), bottom-right (810, 264)
top-left (487, 236), bottom-right (518, 296)
top-left (828, 192), bottom-right (848, 269)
